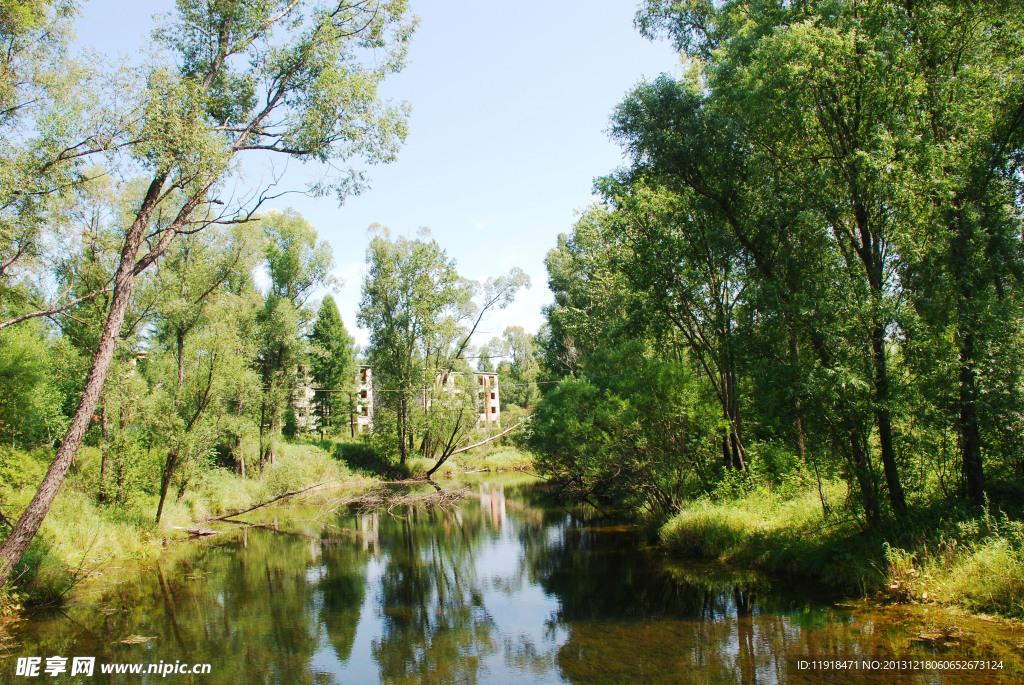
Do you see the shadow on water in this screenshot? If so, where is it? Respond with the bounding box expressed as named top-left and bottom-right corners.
top-left (4, 476), bottom-right (1023, 684)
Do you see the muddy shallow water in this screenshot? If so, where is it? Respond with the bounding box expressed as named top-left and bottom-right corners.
top-left (5, 474), bottom-right (1023, 683)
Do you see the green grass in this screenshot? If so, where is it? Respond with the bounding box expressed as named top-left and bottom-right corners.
top-left (660, 481), bottom-right (1024, 618)
top-left (0, 441), bottom-right (366, 606)
top-left (881, 507), bottom-right (1024, 618)
top-left (660, 481), bottom-right (879, 590)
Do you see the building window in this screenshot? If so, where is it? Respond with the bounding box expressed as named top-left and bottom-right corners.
top-left (491, 407), bottom-right (497, 414)
top-left (490, 392), bottom-right (496, 400)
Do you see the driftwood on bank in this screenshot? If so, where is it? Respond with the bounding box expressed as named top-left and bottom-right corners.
top-left (315, 485), bottom-right (470, 520)
top-left (205, 481), bottom-right (329, 522)
top-left (172, 527), bottom-right (220, 537)
top-left (203, 478), bottom-right (470, 529)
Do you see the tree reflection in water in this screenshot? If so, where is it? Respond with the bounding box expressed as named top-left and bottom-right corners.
top-left (5, 476), bottom-right (1022, 684)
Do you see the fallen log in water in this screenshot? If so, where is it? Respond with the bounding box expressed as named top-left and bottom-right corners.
top-left (173, 527), bottom-right (220, 537)
top-left (205, 481), bottom-right (471, 527)
top-left (315, 485), bottom-right (471, 520)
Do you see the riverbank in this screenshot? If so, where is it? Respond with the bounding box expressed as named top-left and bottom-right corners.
top-left (408, 447), bottom-right (536, 478)
top-left (0, 440), bottom-right (536, 611)
top-left (660, 481), bottom-right (1024, 620)
top-left (0, 441), bottom-right (370, 609)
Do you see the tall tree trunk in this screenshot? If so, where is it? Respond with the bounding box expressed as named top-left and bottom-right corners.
top-left (398, 394), bottom-right (408, 465)
top-left (951, 207), bottom-right (986, 504)
top-left (176, 327), bottom-right (185, 391)
top-left (719, 370), bottom-right (745, 470)
top-left (98, 402), bottom-right (109, 503)
top-left (958, 332), bottom-right (985, 503)
top-left (155, 450), bottom-right (179, 524)
top-left (789, 327), bottom-right (806, 462)
top-left (0, 174), bottom-right (166, 588)
top-left (871, 322), bottom-right (907, 517)
top-left (849, 428), bottom-right (879, 526)
top-left (259, 398), bottom-right (268, 473)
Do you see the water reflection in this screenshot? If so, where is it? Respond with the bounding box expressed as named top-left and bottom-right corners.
top-left (5, 476), bottom-right (1023, 684)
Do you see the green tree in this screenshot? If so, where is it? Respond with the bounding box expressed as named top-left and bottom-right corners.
top-left (476, 347), bottom-right (494, 373)
top-left (256, 209), bottom-right (333, 468)
top-left (308, 295), bottom-right (356, 438)
top-left (358, 231), bottom-right (465, 465)
top-left (0, 0), bottom-right (415, 588)
top-left (150, 224), bottom-right (261, 522)
top-left (491, 326), bottom-right (539, 409)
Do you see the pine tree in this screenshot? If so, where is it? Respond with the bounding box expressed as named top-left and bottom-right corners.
top-left (309, 295), bottom-right (356, 438)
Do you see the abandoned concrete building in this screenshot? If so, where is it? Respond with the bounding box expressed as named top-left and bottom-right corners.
top-left (291, 365), bottom-right (499, 435)
top-left (476, 371), bottom-right (500, 428)
top-left (352, 365), bottom-right (373, 435)
top-left (425, 370), bottom-right (501, 429)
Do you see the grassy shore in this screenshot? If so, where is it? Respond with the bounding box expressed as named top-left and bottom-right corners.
top-left (660, 481), bottom-right (1024, 619)
top-left (406, 447), bottom-right (536, 478)
top-left (0, 441), bottom-right (365, 607)
top-left (0, 438), bottom-right (535, 609)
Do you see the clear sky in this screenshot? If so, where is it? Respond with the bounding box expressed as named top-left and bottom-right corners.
top-left (76, 1), bottom-right (680, 352)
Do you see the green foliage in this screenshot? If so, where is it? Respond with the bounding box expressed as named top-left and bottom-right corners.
top-left (0, 438), bottom-right (357, 604)
top-left (660, 482), bottom-right (877, 590)
top-left (531, 340), bottom-right (720, 515)
top-left (0, 324), bottom-right (69, 448)
top-left (358, 231), bottom-right (467, 464)
top-left (255, 211), bottom-right (335, 460)
top-left (309, 295), bottom-right (356, 436)
top-left (491, 326), bottom-right (540, 409)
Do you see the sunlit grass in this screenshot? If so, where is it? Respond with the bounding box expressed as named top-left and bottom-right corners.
top-left (662, 482), bottom-right (1024, 617)
top-left (661, 481), bottom-right (881, 591)
top-left (882, 508), bottom-right (1024, 618)
top-left (0, 440), bottom-right (364, 605)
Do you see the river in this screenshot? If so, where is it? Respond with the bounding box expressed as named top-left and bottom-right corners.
top-left (5, 474), bottom-right (1023, 683)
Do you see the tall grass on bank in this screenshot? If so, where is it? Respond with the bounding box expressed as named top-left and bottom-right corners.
top-left (883, 505), bottom-right (1024, 618)
top-left (659, 481), bottom-right (879, 590)
top-left (0, 442), bottom-right (355, 605)
top-left (660, 481), bottom-right (1024, 618)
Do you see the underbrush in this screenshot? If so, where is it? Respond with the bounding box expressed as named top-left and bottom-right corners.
top-left (881, 504), bottom-right (1024, 618)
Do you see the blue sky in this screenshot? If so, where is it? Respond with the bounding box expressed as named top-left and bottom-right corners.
top-left (76, 1), bottom-right (680, 351)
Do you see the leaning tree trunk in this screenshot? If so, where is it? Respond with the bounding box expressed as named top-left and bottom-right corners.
top-left (0, 174), bottom-right (165, 588)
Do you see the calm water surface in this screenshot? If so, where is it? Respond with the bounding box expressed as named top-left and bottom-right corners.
top-left (6, 475), bottom-right (1023, 683)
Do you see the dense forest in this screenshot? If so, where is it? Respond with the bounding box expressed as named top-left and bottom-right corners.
top-left (527, 0), bottom-right (1024, 613)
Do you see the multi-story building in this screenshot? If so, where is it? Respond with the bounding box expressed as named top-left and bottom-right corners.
top-left (475, 371), bottom-right (500, 428)
top-left (349, 366), bottom-right (499, 435)
top-left (351, 365), bottom-right (373, 435)
top-left (290, 367), bottom-right (317, 431)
